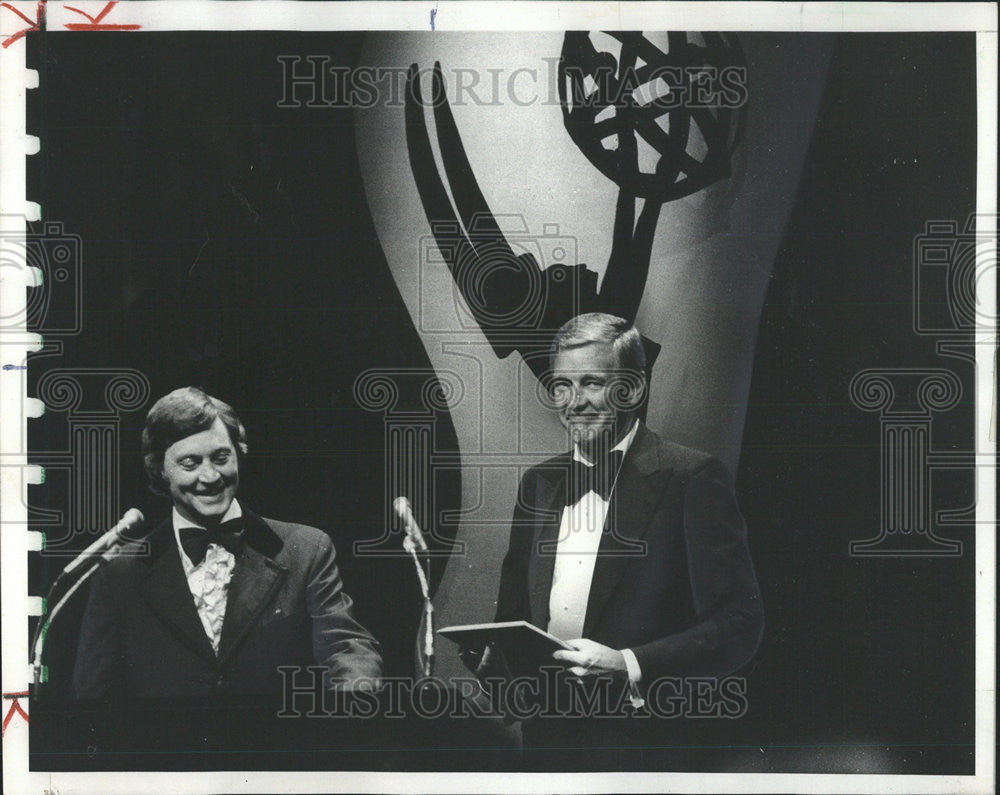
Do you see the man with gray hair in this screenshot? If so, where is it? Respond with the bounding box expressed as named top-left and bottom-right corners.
top-left (471, 312), bottom-right (763, 754)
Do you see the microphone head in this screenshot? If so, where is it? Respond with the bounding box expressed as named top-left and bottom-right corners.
top-left (116, 508), bottom-right (145, 541)
top-left (392, 497), bottom-right (411, 517)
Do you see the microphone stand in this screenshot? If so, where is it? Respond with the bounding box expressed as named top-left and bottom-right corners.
top-left (29, 511), bottom-right (144, 695)
top-left (403, 533), bottom-right (434, 678)
top-left (30, 559), bottom-right (104, 692)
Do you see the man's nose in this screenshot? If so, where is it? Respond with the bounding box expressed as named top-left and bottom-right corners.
top-left (197, 463), bottom-right (222, 482)
top-left (570, 386), bottom-right (591, 411)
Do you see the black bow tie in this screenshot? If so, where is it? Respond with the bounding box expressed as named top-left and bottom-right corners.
top-left (566, 450), bottom-right (625, 506)
top-left (178, 517), bottom-right (244, 565)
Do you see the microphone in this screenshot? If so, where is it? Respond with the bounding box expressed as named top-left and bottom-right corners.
top-left (31, 507), bottom-right (145, 690)
top-left (61, 508), bottom-right (145, 577)
top-left (393, 497), bottom-right (428, 552)
top-left (393, 496), bottom-right (434, 677)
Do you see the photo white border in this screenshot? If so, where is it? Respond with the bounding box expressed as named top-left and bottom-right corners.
top-left (1, 2), bottom-right (995, 793)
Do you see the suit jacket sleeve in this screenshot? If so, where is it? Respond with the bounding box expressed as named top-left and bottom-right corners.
top-left (494, 474), bottom-right (534, 624)
top-left (305, 532), bottom-right (384, 689)
top-left (72, 565), bottom-right (126, 700)
top-left (631, 457), bottom-right (764, 681)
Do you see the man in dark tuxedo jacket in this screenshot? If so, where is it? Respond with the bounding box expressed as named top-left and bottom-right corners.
top-left (73, 386), bottom-right (383, 700)
top-left (472, 313), bottom-right (763, 754)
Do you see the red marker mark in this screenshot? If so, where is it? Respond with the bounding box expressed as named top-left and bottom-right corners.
top-left (1, 1), bottom-right (45, 48)
top-left (2, 691), bottom-right (30, 736)
top-left (63, 0), bottom-right (138, 30)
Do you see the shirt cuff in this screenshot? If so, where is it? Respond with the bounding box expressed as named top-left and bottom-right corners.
top-left (621, 648), bottom-right (645, 709)
top-left (621, 648), bottom-right (642, 682)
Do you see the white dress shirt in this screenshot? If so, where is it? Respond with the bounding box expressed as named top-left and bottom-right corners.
top-left (547, 420), bottom-right (645, 702)
top-left (172, 500), bottom-right (242, 654)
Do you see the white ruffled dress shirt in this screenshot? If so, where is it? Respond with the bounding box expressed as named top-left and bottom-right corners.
top-left (172, 500), bottom-right (242, 655)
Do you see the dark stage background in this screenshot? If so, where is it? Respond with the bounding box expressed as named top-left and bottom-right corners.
top-left (26, 31), bottom-right (975, 773)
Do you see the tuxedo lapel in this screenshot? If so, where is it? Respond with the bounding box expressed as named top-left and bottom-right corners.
top-left (583, 424), bottom-right (670, 637)
top-left (528, 459), bottom-right (569, 630)
top-left (139, 519), bottom-right (217, 663)
top-left (217, 511), bottom-right (288, 666)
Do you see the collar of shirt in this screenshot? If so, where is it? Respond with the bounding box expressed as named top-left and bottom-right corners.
top-left (572, 418), bottom-right (640, 466)
top-left (172, 500), bottom-right (243, 571)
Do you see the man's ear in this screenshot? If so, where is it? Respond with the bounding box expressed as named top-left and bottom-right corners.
top-left (623, 371), bottom-right (648, 411)
top-left (152, 467), bottom-right (169, 496)
top-left (632, 375), bottom-right (648, 409)
top-left (609, 369), bottom-right (647, 412)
